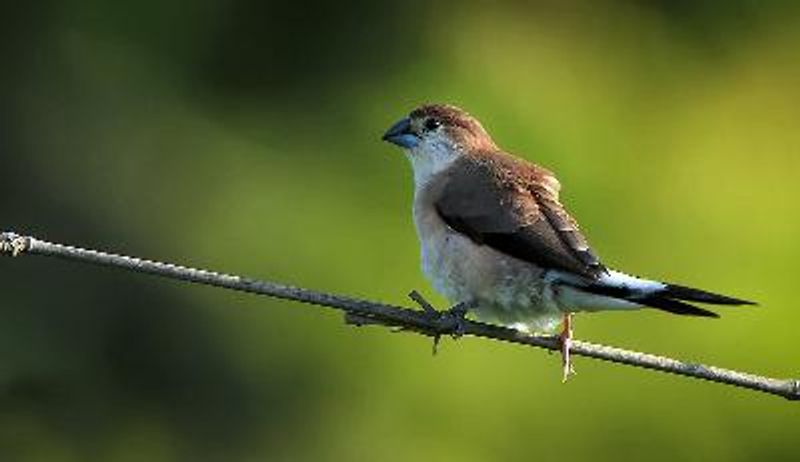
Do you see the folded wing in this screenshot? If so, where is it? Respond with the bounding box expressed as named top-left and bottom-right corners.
top-left (434, 153), bottom-right (606, 280)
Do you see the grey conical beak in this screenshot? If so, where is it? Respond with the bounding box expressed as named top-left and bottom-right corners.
top-left (382, 117), bottom-right (419, 149)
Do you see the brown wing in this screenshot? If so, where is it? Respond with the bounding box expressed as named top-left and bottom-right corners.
top-left (435, 154), bottom-right (606, 279)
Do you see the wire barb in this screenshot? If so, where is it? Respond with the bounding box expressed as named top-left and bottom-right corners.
top-left (408, 290), bottom-right (438, 316)
top-left (789, 380), bottom-right (800, 401)
top-left (406, 291), bottom-right (475, 354)
top-left (2, 230), bottom-right (798, 402)
top-left (0, 232), bottom-right (29, 257)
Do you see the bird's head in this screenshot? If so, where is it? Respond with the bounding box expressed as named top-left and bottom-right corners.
top-left (382, 104), bottom-right (496, 185)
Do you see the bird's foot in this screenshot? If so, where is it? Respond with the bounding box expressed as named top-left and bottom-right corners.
top-left (408, 290), bottom-right (472, 355)
top-left (559, 312), bottom-right (576, 382)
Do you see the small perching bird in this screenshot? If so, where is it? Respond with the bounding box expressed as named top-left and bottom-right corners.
top-left (382, 103), bottom-right (754, 380)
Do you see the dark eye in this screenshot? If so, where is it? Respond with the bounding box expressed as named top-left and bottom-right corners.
top-left (424, 118), bottom-right (441, 131)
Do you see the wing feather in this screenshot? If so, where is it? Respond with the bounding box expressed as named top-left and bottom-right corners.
top-left (435, 154), bottom-right (606, 279)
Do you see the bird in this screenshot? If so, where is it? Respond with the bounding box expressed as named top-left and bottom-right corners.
top-left (381, 103), bottom-right (755, 380)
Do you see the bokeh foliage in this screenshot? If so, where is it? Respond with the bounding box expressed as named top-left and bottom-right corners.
top-left (1, 1), bottom-right (799, 460)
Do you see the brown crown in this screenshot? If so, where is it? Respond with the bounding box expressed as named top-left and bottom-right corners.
top-left (411, 104), bottom-right (496, 150)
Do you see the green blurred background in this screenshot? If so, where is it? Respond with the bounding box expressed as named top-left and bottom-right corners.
top-left (1, 1), bottom-right (798, 460)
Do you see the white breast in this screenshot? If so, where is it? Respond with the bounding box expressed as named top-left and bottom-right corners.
top-left (411, 186), bottom-right (562, 332)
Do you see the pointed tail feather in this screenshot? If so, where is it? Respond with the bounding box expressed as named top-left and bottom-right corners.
top-left (661, 283), bottom-right (756, 306)
top-left (577, 270), bottom-right (755, 317)
top-left (632, 294), bottom-right (720, 317)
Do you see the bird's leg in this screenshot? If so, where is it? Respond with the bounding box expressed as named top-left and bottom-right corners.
top-left (559, 312), bottom-right (576, 382)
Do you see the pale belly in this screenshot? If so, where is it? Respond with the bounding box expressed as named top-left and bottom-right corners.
top-left (415, 211), bottom-right (564, 333)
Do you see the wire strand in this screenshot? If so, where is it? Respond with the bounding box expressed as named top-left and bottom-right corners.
top-left (2, 231), bottom-right (797, 401)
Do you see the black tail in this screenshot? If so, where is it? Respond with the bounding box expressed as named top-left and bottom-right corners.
top-left (582, 282), bottom-right (756, 318)
top-left (661, 284), bottom-right (755, 306)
